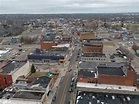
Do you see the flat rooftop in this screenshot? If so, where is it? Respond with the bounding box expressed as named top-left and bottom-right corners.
top-left (0, 99), bottom-right (39, 104)
top-left (78, 69), bottom-right (96, 78)
top-left (79, 62), bottom-right (127, 76)
top-left (76, 90), bottom-right (139, 104)
top-left (77, 82), bottom-right (137, 92)
top-left (12, 91), bottom-right (44, 100)
top-left (79, 62), bottom-right (127, 69)
top-left (83, 42), bottom-right (103, 46)
top-left (97, 66), bottom-right (125, 76)
top-left (81, 53), bottom-right (106, 57)
top-left (1, 61), bottom-right (26, 74)
top-left (30, 50), bottom-right (68, 57)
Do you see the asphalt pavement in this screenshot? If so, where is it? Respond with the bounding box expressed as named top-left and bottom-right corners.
top-left (52, 46), bottom-right (78, 104)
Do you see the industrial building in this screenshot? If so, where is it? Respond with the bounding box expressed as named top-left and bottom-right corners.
top-left (78, 62), bottom-right (136, 86)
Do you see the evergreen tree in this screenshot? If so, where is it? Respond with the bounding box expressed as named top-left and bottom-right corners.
top-left (31, 64), bottom-right (36, 73)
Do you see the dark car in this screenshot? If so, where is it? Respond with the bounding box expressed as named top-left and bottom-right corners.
top-left (68, 100), bottom-right (72, 104)
top-left (68, 69), bottom-right (72, 72)
top-left (68, 88), bottom-right (73, 93)
top-left (70, 82), bottom-right (73, 87)
top-left (52, 96), bottom-right (56, 102)
top-left (111, 59), bottom-right (115, 62)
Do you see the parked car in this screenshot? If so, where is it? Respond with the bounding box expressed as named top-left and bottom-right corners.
top-left (70, 82), bottom-right (73, 87)
top-left (52, 96), bottom-right (56, 102)
top-left (68, 87), bottom-right (73, 93)
top-left (71, 77), bottom-right (75, 82)
top-left (68, 69), bottom-right (72, 72)
top-left (68, 100), bottom-right (73, 104)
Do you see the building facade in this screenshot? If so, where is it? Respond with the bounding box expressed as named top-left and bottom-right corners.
top-left (82, 42), bottom-right (103, 54)
top-left (40, 40), bottom-right (59, 50)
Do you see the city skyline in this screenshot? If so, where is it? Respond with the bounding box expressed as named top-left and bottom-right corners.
top-left (0, 0), bottom-right (139, 14)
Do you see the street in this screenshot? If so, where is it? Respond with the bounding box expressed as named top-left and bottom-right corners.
top-left (52, 46), bottom-right (78, 104)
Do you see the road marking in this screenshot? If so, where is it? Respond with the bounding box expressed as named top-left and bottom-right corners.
top-left (59, 73), bottom-right (70, 104)
top-left (57, 47), bottom-right (77, 104)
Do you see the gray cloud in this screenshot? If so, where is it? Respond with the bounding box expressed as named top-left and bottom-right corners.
top-left (0, 0), bottom-right (139, 14)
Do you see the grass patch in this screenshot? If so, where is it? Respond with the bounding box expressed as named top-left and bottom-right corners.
top-left (30, 72), bottom-right (46, 78)
top-left (30, 72), bottom-right (58, 79)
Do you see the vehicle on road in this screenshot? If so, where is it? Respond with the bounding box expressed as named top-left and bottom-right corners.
top-left (68, 87), bottom-right (73, 93)
top-left (68, 100), bottom-right (73, 104)
top-left (52, 96), bottom-right (56, 102)
top-left (68, 69), bottom-right (72, 72)
top-left (70, 82), bottom-right (73, 87)
top-left (71, 77), bottom-right (75, 82)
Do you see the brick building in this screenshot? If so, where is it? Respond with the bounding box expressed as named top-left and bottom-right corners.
top-left (40, 40), bottom-right (59, 50)
top-left (0, 61), bottom-right (30, 89)
top-left (82, 42), bottom-right (103, 54)
top-left (79, 32), bottom-right (95, 41)
top-left (78, 69), bottom-right (97, 83)
top-left (78, 62), bottom-right (137, 86)
top-left (97, 64), bottom-right (136, 86)
top-left (81, 53), bottom-right (106, 62)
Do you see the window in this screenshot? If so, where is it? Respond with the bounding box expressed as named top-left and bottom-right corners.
top-left (4, 77), bottom-right (7, 84)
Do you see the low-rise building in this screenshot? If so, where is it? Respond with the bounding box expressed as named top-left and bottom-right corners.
top-left (28, 50), bottom-right (69, 63)
top-left (79, 32), bottom-right (95, 41)
top-left (78, 62), bottom-right (136, 86)
top-left (78, 69), bottom-right (97, 83)
top-left (82, 42), bottom-right (103, 54)
top-left (0, 61), bottom-right (30, 88)
top-left (0, 73), bottom-right (56, 104)
top-left (81, 53), bottom-right (106, 62)
top-left (52, 43), bottom-right (70, 51)
top-left (40, 40), bottom-right (59, 50)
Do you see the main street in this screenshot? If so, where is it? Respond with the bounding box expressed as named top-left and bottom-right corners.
top-left (52, 46), bottom-right (78, 104)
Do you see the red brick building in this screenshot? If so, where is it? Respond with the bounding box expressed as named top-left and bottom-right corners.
top-left (40, 40), bottom-right (59, 50)
top-left (78, 62), bottom-right (137, 86)
top-left (78, 69), bottom-right (97, 83)
top-left (0, 61), bottom-right (30, 89)
top-left (0, 74), bottom-right (12, 88)
top-left (82, 42), bottom-right (103, 54)
top-left (98, 69), bottom-right (136, 86)
top-left (80, 32), bottom-right (95, 41)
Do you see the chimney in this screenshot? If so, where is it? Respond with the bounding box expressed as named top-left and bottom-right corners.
top-left (128, 60), bottom-right (131, 70)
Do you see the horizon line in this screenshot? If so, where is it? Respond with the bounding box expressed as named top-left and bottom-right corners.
top-left (0, 12), bottom-right (139, 15)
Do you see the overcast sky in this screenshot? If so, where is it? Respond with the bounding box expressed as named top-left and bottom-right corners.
top-left (0, 0), bottom-right (139, 14)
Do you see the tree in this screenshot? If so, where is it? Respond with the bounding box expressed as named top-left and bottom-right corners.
top-left (31, 64), bottom-right (36, 73)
